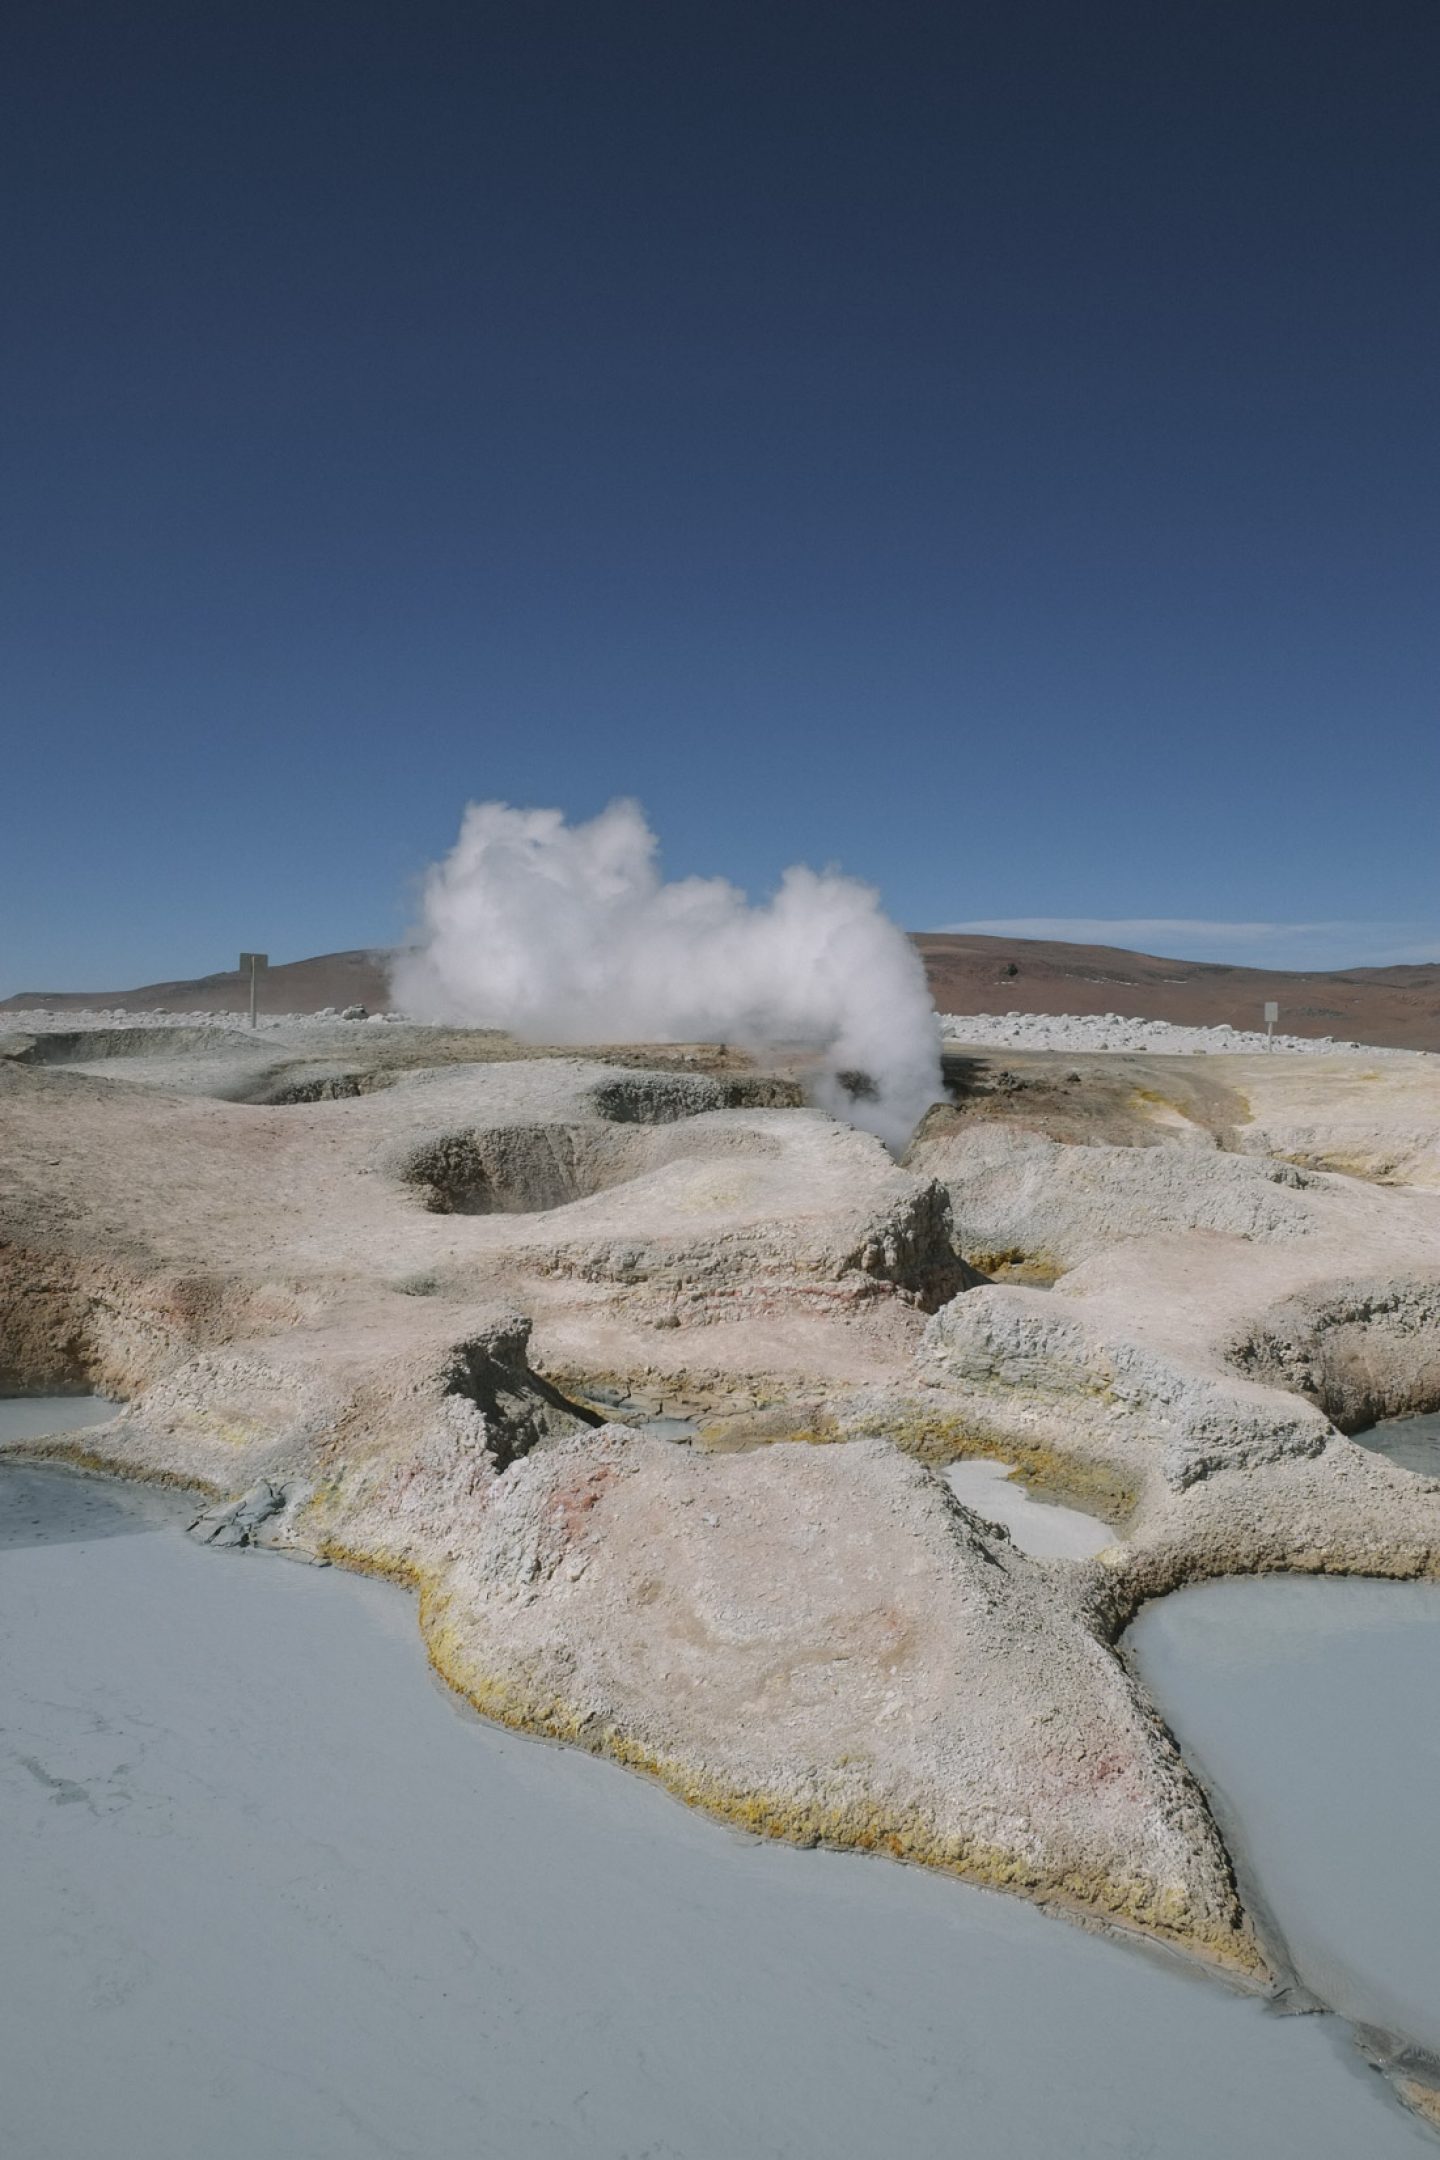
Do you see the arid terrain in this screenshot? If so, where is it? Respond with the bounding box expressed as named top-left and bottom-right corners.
top-left (918, 934), bottom-right (1440, 1050)
top-left (10, 932), bottom-right (1440, 1051)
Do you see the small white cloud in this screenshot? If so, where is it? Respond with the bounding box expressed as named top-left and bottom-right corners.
top-left (936, 919), bottom-right (1440, 971)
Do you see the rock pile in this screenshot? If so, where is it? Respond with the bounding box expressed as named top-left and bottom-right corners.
top-left (938, 1011), bottom-right (1416, 1057)
top-left (0, 1006), bottom-right (405, 1031)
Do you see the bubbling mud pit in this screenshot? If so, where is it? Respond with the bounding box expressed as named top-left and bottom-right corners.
top-left (9, 1018), bottom-right (1440, 2143)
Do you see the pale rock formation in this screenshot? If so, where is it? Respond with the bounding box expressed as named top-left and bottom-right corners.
top-left (9, 1017), bottom-right (1440, 1980)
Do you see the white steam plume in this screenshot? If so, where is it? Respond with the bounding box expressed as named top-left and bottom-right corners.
top-left (391, 799), bottom-right (942, 1148)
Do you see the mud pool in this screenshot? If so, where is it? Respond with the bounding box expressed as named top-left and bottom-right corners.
top-left (942, 1457), bottom-right (1113, 1559)
top-left (1354, 1409), bottom-right (1440, 1478)
top-left (1130, 1574), bottom-right (1440, 2066)
top-left (2, 1423), bottom-right (1435, 2157)
top-left (0, 1394), bottom-right (122, 1447)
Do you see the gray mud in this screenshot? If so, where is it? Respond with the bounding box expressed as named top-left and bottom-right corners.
top-left (2, 1456), bottom-right (1434, 2158)
top-left (1354, 1409), bottom-right (1440, 1478)
top-left (1131, 1575), bottom-right (1440, 2063)
top-left (943, 1457), bottom-right (1113, 1559)
top-left (0, 1394), bottom-right (122, 1445)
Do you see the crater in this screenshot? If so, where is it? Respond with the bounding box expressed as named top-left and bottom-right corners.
top-left (3, 1027), bottom-right (238, 1066)
top-left (964, 1246), bottom-right (1063, 1287)
top-left (255, 1070), bottom-right (401, 1105)
top-left (401, 1123), bottom-right (639, 1215)
top-left (397, 1111), bottom-right (796, 1220)
top-left (587, 1072), bottom-right (803, 1123)
top-left (1229, 1278), bottom-right (1440, 1432)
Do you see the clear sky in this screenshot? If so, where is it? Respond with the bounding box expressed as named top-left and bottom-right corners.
top-left (4, 0), bottom-right (1437, 990)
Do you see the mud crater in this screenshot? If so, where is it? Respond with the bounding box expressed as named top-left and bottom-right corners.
top-left (587, 1072), bottom-right (803, 1123)
top-left (255, 1070), bottom-right (402, 1106)
top-left (403, 1124), bottom-right (640, 1215)
top-left (1229, 1277), bottom-right (1440, 1432)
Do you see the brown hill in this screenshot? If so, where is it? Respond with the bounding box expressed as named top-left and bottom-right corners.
top-left (914, 934), bottom-right (1440, 1052)
top-left (7, 935), bottom-right (1440, 1052)
top-left (0, 949), bottom-right (393, 1018)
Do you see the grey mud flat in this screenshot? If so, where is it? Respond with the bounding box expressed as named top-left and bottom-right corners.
top-left (2, 1457), bottom-right (1435, 2160)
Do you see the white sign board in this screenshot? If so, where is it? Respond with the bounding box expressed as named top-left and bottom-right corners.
top-left (1263, 1001), bottom-right (1278, 1024)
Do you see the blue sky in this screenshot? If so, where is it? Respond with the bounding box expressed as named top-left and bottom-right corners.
top-left (3, 1), bottom-right (1438, 990)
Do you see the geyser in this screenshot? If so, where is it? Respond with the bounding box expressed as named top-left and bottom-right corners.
top-left (391, 799), bottom-right (942, 1147)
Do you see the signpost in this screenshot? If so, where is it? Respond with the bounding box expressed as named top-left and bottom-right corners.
top-left (239, 952), bottom-right (268, 1029)
top-left (1264, 999), bottom-right (1278, 1048)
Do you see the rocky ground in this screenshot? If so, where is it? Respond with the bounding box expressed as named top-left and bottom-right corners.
top-left (940, 1010), bottom-right (1400, 1055)
top-left (4, 1011), bottom-right (1440, 2040)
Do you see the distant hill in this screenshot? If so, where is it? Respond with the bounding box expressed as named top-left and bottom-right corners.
top-left (7, 934), bottom-right (1440, 1052)
top-left (0, 948), bottom-right (393, 1018)
top-left (914, 934), bottom-right (1440, 1052)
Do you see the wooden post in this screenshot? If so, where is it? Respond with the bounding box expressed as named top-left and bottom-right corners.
top-left (239, 953), bottom-right (269, 1029)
